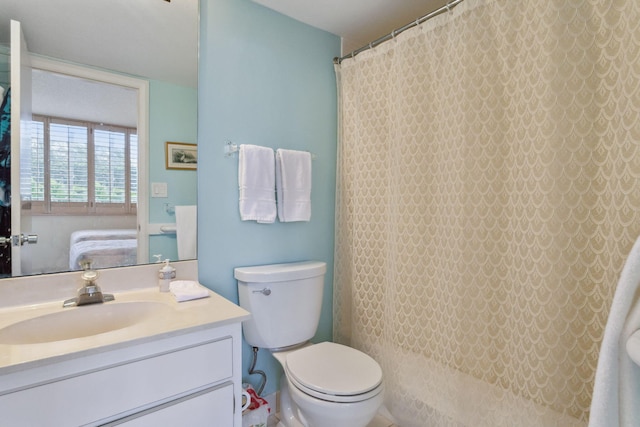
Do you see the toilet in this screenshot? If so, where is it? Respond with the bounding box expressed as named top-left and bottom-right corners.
top-left (235, 261), bottom-right (384, 427)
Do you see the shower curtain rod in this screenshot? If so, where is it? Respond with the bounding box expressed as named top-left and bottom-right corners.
top-left (334, 0), bottom-right (464, 64)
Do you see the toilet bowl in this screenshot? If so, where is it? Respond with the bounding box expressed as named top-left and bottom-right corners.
top-left (235, 261), bottom-right (384, 427)
top-left (272, 342), bottom-right (384, 427)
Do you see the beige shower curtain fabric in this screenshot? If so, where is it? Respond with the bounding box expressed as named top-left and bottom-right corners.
top-left (334, 0), bottom-right (640, 425)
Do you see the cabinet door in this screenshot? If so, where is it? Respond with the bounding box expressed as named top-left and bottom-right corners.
top-left (107, 382), bottom-right (234, 427)
top-left (0, 338), bottom-right (232, 425)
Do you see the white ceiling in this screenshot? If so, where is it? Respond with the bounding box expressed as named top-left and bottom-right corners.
top-left (32, 70), bottom-right (138, 128)
top-left (253, 0), bottom-right (451, 54)
top-left (2, 0), bottom-right (451, 88)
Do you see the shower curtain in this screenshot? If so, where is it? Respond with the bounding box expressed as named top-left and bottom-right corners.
top-left (333, 1), bottom-right (640, 426)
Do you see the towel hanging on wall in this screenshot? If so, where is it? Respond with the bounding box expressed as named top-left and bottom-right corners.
top-left (275, 148), bottom-right (312, 222)
top-left (238, 144), bottom-right (277, 223)
top-left (175, 205), bottom-right (197, 260)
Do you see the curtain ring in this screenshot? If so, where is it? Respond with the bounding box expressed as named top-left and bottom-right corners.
top-left (391, 29), bottom-right (396, 39)
top-left (446, 2), bottom-right (451, 12)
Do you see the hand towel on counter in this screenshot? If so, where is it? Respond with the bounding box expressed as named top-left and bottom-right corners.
top-left (175, 205), bottom-right (197, 260)
top-left (239, 144), bottom-right (277, 223)
top-left (275, 148), bottom-right (312, 222)
top-left (589, 235), bottom-right (640, 427)
top-left (169, 280), bottom-right (210, 302)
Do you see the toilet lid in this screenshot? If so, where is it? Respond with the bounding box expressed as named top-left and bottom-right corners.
top-left (285, 342), bottom-right (383, 402)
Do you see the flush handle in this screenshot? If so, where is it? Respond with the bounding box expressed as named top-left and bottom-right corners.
top-left (252, 287), bottom-right (271, 296)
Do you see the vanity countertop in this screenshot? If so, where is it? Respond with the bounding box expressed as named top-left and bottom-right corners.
top-left (0, 286), bottom-right (250, 375)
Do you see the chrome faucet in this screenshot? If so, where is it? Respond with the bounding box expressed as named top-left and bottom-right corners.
top-left (63, 268), bottom-right (115, 308)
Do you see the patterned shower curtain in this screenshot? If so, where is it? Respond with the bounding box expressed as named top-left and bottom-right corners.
top-left (333, 1), bottom-right (640, 426)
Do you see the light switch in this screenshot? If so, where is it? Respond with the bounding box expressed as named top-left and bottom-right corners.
top-left (152, 182), bottom-right (168, 198)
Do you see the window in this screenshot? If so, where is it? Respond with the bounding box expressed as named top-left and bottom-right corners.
top-left (29, 116), bottom-right (137, 215)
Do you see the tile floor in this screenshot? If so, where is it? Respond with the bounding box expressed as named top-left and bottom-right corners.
top-left (267, 413), bottom-right (396, 427)
top-left (367, 413), bottom-right (397, 427)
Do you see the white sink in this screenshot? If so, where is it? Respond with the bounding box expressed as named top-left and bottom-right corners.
top-left (0, 301), bottom-right (170, 345)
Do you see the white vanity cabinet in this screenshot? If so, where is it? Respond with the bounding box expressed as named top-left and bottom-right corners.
top-left (110, 382), bottom-right (234, 426)
top-left (0, 322), bottom-right (244, 426)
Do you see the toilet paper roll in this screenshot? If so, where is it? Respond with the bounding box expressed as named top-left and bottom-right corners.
top-left (241, 389), bottom-right (252, 412)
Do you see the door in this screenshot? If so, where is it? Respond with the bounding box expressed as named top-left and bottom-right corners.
top-left (0, 48), bottom-right (10, 276)
top-left (9, 20), bottom-right (36, 277)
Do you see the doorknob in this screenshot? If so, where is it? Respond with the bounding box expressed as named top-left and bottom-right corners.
top-left (20, 234), bottom-right (38, 245)
top-left (0, 235), bottom-right (38, 247)
top-left (10, 234), bottom-right (38, 246)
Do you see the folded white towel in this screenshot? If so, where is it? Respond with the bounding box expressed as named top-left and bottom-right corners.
top-left (175, 205), bottom-right (197, 260)
top-left (169, 280), bottom-right (210, 302)
top-left (275, 149), bottom-right (312, 222)
top-left (239, 144), bottom-right (276, 223)
top-left (589, 235), bottom-right (640, 427)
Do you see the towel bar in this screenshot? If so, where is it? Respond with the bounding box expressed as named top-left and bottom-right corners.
top-left (224, 141), bottom-right (239, 157)
top-left (160, 225), bottom-right (177, 233)
top-left (224, 141), bottom-right (317, 159)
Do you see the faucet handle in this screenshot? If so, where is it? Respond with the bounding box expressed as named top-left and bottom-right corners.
top-left (63, 267), bottom-right (113, 307)
top-left (81, 269), bottom-right (99, 284)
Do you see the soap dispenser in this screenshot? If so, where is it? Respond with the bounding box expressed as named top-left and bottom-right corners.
top-left (158, 259), bottom-right (176, 292)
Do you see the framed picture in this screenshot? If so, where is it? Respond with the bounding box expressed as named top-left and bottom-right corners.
top-left (165, 142), bottom-right (197, 170)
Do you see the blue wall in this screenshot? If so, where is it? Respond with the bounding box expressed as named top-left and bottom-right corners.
top-left (148, 80), bottom-right (198, 261)
top-left (198, 0), bottom-right (340, 395)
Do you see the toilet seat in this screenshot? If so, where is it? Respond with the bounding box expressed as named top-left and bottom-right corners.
top-left (284, 342), bottom-right (383, 403)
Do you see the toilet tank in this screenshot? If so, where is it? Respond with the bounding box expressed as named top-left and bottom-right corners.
top-left (235, 261), bottom-right (327, 349)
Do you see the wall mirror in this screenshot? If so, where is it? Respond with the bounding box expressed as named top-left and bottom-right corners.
top-left (0, 0), bottom-right (198, 277)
